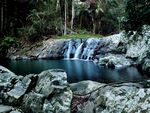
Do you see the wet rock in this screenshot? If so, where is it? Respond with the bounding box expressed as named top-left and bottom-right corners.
top-left (7, 77), bottom-right (31, 103)
top-left (126, 28), bottom-right (150, 61)
top-left (8, 39), bottom-right (66, 60)
top-left (10, 110), bottom-right (22, 113)
top-left (99, 54), bottom-right (133, 68)
top-left (0, 66), bottom-right (17, 102)
top-left (0, 66), bottom-right (72, 113)
top-left (0, 66), bottom-right (16, 86)
top-left (71, 80), bottom-right (150, 113)
top-left (36, 69), bottom-right (72, 113)
top-left (20, 69), bottom-right (72, 113)
top-left (21, 92), bottom-right (44, 113)
top-left (43, 90), bottom-right (72, 113)
top-left (125, 25), bottom-right (150, 74)
top-left (82, 101), bottom-right (95, 113)
top-left (142, 59), bottom-right (150, 75)
top-left (70, 80), bottom-right (104, 94)
top-left (35, 69), bottom-right (68, 97)
top-left (0, 105), bottom-right (13, 113)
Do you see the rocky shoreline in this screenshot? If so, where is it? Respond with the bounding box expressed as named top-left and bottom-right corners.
top-left (0, 66), bottom-right (72, 113)
top-left (7, 25), bottom-right (150, 75)
top-left (1, 66), bottom-right (150, 113)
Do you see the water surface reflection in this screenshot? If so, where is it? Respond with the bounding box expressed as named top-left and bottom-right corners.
top-left (0, 59), bottom-right (147, 83)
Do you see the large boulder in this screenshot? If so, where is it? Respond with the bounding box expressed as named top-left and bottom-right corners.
top-left (7, 76), bottom-right (32, 104)
top-left (125, 25), bottom-right (150, 75)
top-left (126, 32), bottom-right (150, 60)
top-left (0, 66), bottom-right (17, 99)
top-left (35, 69), bottom-right (69, 97)
top-left (0, 66), bottom-right (16, 86)
top-left (0, 105), bottom-right (13, 113)
top-left (70, 80), bottom-right (105, 94)
top-left (43, 90), bottom-right (72, 113)
top-left (21, 69), bottom-right (73, 113)
top-left (0, 66), bottom-right (72, 113)
top-left (99, 54), bottom-right (133, 69)
top-left (140, 58), bottom-right (150, 75)
top-left (71, 80), bottom-right (150, 113)
top-left (37, 39), bottom-right (66, 59)
top-left (8, 39), bottom-right (66, 60)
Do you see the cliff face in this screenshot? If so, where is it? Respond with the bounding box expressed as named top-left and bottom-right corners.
top-left (125, 25), bottom-right (150, 75)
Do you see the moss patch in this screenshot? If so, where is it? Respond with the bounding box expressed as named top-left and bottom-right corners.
top-left (57, 33), bottom-right (103, 39)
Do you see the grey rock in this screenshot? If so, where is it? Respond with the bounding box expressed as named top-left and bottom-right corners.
top-left (0, 67), bottom-right (73, 113)
top-left (125, 25), bottom-right (150, 74)
top-left (10, 110), bottom-right (22, 113)
top-left (37, 39), bottom-right (66, 59)
top-left (21, 92), bottom-right (44, 113)
top-left (35, 69), bottom-right (68, 97)
top-left (0, 105), bottom-right (13, 113)
top-left (43, 90), bottom-right (72, 113)
top-left (82, 101), bottom-right (95, 113)
top-left (19, 69), bottom-right (72, 113)
top-left (99, 54), bottom-right (133, 68)
top-left (0, 66), bottom-right (16, 86)
top-left (0, 66), bottom-right (15, 76)
top-left (71, 80), bottom-right (150, 113)
top-left (0, 66), bottom-right (17, 101)
top-left (70, 80), bottom-right (104, 94)
top-left (142, 59), bottom-right (150, 74)
top-left (7, 77), bottom-right (31, 103)
top-left (35, 69), bottom-right (73, 113)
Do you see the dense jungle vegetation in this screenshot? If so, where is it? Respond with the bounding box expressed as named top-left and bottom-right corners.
top-left (0, 0), bottom-right (150, 56)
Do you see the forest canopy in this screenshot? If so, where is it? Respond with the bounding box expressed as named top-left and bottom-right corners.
top-left (0, 0), bottom-right (150, 40)
top-left (124, 0), bottom-right (150, 31)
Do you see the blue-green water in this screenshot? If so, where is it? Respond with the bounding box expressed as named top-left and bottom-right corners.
top-left (0, 60), bottom-right (147, 83)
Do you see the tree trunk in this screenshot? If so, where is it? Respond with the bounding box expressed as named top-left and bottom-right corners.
top-left (56, 0), bottom-right (60, 11)
top-left (4, 0), bottom-right (7, 33)
top-left (71, 0), bottom-right (75, 30)
top-left (64, 0), bottom-right (67, 35)
top-left (92, 17), bottom-right (96, 34)
top-left (79, 13), bottom-right (83, 29)
top-left (0, 0), bottom-right (4, 35)
top-left (0, 0), bottom-right (7, 37)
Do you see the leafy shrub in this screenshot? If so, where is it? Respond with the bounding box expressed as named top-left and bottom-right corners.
top-left (0, 36), bottom-right (17, 54)
top-left (20, 0), bottom-right (63, 41)
top-left (123, 0), bottom-right (150, 31)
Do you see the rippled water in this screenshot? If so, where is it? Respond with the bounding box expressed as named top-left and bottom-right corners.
top-left (0, 59), bottom-right (147, 83)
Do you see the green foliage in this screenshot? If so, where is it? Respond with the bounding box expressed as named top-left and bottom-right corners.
top-left (21, 0), bottom-right (63, 41)
top-left (57, 29), bottom-right (103, 39)
top-left (98, 0), bottom-right (125, 30)
top-left (74, 0), bottom-right (125, 34)
top-left (123, 0), bottom-right (150, 31)
top-left (0, 37), bottom-right (16, 54)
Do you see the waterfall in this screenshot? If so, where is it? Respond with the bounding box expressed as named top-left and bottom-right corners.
top-left (81, 39), bottom-right (99, 60)
top-left (66, 41), bottom-right (72, 58)
top-left (86, 50), bottom-right (93, 60)
top-left (65, 38), bottom-right (99, 60)
top-left (74, 43), bottom-right (83, 59)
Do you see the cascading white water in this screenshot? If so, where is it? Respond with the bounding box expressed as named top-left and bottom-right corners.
top-left (86, 42), bottom-right (99, 60)
top-left (74, 43), bottom-right (83, 59)
top-left (66, 41), bottom-right (72, 58)
top-left (86, 50), bottom-right (93, 60)
top-left (81, 39), bottom-right (99, 60)
top-left (65, 38), bottom-right (100, 60)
